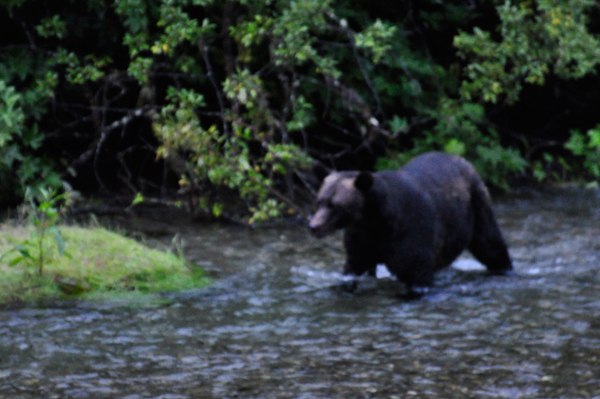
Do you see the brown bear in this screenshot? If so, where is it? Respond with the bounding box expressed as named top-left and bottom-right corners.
top-left (309, 152), bottom-right (512, 298)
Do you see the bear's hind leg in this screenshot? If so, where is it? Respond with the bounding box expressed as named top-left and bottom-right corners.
top-left (468, 193), bottom-right (512, 275)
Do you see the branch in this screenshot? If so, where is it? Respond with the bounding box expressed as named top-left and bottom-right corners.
top-left (93, 105), bottom-right (155, 190)
top-left (200, 44), bottom-right (230, 136)
top-left (325, 13), bottom-right (383, 116)
top-left (248, 174), bottom-right (308, 220)
top-left (299, 73), bottom-right (390, 138)
top-left (347, 32), bottom-right (383, 117)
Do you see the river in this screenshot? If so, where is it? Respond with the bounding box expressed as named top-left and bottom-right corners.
top-left (1, 188), bottom-right (599, 398)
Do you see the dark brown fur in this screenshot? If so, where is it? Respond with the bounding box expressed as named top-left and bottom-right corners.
top-left (309, 152), bottom-right (512, 296)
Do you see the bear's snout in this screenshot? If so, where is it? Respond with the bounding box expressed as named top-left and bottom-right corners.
top-left (308, 224), bottom-right (322, 237)
top-left (308, 208), bottom-right (330, 238)
top-left (309, 225), bottom-right (327, 238)
top-left (308, 219), bottom-right (326, 238)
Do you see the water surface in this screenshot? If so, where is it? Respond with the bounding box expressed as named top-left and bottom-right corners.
top-left (1, 188), bottom-right (599, 398)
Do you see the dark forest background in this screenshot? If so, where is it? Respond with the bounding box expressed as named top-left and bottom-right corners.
top-left (2, 0), bottom-right (600, 222)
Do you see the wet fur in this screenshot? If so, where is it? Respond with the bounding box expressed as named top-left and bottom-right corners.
top-left (309, 152), bottom-right (512, 295)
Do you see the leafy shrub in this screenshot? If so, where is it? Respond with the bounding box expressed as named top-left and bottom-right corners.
top-left (3, 0), bottom-right (600, 217)
top-left (565, 126), bottom-right (600, 184)
top-left (0, 79), bottom-right (60, 203)
top-left (0, 187), bottom-right (67, 275)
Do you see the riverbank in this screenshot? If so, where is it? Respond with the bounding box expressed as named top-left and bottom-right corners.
top-left (0, 224), bottom-right (209, 307)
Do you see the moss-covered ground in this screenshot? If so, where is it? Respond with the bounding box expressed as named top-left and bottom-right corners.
top-left (0, 224), bottom-right (209, 306)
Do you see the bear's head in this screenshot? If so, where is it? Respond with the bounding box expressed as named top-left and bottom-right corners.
top-left (309, 171), bottom-right (373, 238)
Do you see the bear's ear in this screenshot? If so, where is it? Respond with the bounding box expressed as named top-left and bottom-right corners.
top-left (354, 172), bottom-right (373, 193)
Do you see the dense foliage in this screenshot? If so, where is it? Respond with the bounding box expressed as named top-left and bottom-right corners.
top-left (2, 0), bottom-right (600, 220)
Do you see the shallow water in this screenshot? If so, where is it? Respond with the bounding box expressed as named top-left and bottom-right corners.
top-left (1, 188), bottom-right (599, 398)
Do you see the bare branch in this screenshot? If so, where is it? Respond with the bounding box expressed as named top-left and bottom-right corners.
top-left (93, 105), bottom-right (155, 190)
top-left (200, 44), bottom-right (230, 136)
top-left (325, 13), bottom-right (383, 116)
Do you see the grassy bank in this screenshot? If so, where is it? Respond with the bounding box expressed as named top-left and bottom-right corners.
top-left (0, 224), bottom-right (209, 306)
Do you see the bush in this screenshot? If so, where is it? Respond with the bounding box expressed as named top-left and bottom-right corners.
top-left (2, 0), bottom-right (600, 218)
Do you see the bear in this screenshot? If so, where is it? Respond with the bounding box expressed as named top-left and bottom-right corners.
top-left (308, 151), bottom-right (512, 298)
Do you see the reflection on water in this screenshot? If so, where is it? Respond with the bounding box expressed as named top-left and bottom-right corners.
top-left (1, 188), bottom-right (599, 398)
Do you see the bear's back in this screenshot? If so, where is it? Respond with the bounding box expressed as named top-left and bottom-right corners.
top-left (400, 152), bottom-right (477, 188)
top-left (397, 152), bottom-right (483, 267)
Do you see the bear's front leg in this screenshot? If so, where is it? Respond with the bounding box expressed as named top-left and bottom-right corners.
top-left (340, 258), bottom-right (376, 294)
top-left (343, 229), bottom-right (378, 278)
top-left (337, 257), bottom-right (375, 291)
top-left (339, 229), bottom-right (378, 293)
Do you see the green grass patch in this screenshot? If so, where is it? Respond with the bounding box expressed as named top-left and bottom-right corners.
top-left (0, 225), bottom-right (209, 306)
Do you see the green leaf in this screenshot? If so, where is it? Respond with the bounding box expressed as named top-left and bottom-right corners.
top-left (212, 203), bottom-right (223, 218)
top-left (47, 226), bottom-right (65, 256)
top-left (588, 128), bottom-right (600, 148)
top-left (565, 130), bottom-right (586, 156)
top-left (35, 15), bottom-right (67, 39)
top-left (132, 192), bottom-right (144, 205)
top-left (15, 244), bottom-right (32, 259)
top-left (444, 139), bottom-right (466, 156)
top-left (9, 256), bottom-right (26, 267)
